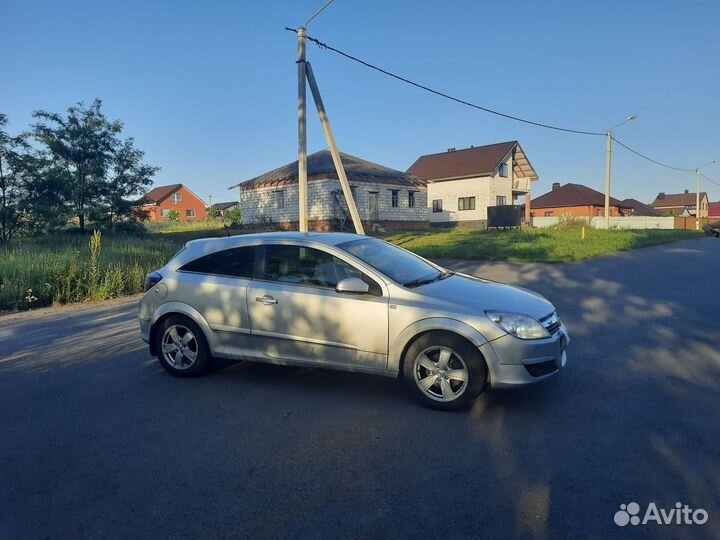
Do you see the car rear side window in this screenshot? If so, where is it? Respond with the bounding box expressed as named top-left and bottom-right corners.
top-left (179, 246), bottom-right (256, 279)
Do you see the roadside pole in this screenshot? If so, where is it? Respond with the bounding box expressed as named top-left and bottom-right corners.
top-left (298, 27), bottom-right (308, 233)
top-left (305, 63), bottom-right (364, 235)
top-left (604, 131), bottom-right (612, 229)
top-left (695, 168), bottom-right (700, 230)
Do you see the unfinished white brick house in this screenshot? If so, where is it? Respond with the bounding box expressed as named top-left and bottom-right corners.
top-left (407, 141), bottom-right (539, 228)
top-left (231, 150), bottom-right (428, 231)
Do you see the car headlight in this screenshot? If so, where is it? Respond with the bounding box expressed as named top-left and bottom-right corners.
top-left (486, 311), bottom-right (550, 340)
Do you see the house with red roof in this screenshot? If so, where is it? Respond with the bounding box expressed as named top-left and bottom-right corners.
top-left (530, 183), bottom-right (632, 217)
top-left (135, 184), bottom-right (207, 222)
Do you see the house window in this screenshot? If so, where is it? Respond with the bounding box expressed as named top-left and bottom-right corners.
top-left (275, 190), bottom-right (285, 209)
top-left (391, 190), bottom-right (399, 208)
top-left (186, 209), bottom-right (196, 218)
top-left (172, 193), bottom-right (182, 204)
top-left (458, 197), bottom-right (476, 211)
top-left (498, 163), bottom-right (508, 177)
top-left (432, 199), bottom-right (443, 213)
top-left (161, 209), bottom-right (170, 217)
top-left (408, 191), bottom-right (415, 208)
top-left (496, 195), bottom-right (507, 206)
top-left (544, 211), bottom-right (553, 217)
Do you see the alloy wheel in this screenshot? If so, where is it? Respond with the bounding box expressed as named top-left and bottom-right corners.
top-left (413, 346), bottom-right (469, 402)
top-left (161, 324), bottom-right (198, 370)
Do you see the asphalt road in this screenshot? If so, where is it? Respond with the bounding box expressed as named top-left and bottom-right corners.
top-left (1, 238), bottom-right (719, 540)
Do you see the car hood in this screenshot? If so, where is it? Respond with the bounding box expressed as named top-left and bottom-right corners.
top-left (417, 273), bottom-right (555, 320)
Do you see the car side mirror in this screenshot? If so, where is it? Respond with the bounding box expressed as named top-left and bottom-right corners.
top-left (335, 277), bottom-right (369, 294)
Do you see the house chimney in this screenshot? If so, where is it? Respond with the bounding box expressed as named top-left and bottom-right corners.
top-left (658, 192), bottom-right (665, 199)
top-left (447, 147), bottom-right (456, 153)
top-left (684, 189), bottom-right (689, 194)
top-left (552, 182), bottom-right (561, 191)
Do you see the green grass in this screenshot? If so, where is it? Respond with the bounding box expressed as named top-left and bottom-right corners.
top-left (383, 223), bottom-right (702, 263)
top-left (0, 221), bottom-right (702, 312)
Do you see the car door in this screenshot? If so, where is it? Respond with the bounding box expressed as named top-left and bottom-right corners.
top-left (247, 243), bottom-right (389, 370)
top-left (176, 245), bottom-right (258, 357)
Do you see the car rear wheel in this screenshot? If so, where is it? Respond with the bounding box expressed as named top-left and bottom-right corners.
top-left (155, 315), bottom-right (212, 378)
top-left (403, 332), bottom-right (487, 411)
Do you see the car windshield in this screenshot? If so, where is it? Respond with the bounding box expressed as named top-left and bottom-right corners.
top-left (338, 237), bottom-right (449, 287)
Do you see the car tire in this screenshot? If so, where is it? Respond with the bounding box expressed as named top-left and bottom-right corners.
top-left (402, 332), bottom-right (487, 411)
top-left (155, 315), bottom-right (212, 378)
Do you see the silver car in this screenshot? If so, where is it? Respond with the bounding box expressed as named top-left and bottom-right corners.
top-left (139, 232), bottom-right (569, 410)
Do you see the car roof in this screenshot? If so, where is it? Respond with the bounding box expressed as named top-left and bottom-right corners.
top-left (184, 231), bottom-right (369, 250)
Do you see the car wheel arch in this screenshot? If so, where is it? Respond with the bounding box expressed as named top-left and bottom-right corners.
top-left (148, 303), bottom-right (215, 356)
top-left (389, 318), bottom-right (490, 375)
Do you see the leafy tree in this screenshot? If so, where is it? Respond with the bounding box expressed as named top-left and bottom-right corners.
top-left (224, 207), bottom-right (242, 226)
top-left (32, 99), bottom-right (122, 233)
top-left (0, 114), bottom-right (50, 243)
top-left (104, 137), bottom-right (159, 225)
top-left (167, 209), bottom-right (179, 221)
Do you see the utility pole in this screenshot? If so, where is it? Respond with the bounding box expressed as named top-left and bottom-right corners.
top-left (603, 115), bottom-right (636, 230)
top-left (696, 168), bottom-right (701, 230)
top-left (297, 27), bottom-right (308, 233)
top-left (604, 131), bottom-right (612, 230)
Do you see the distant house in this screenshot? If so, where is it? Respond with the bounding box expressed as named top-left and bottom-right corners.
top-left (709, 202), bottom-right (720, 218)
top-left (210, 201), bottom-right (240, 217)
top-left (650, 190), bottom-right (709, 217)
top-left (135, 184), bottom-right (208, 222)
top-left (530, 182), bottom-right (632, 217)
top-left (620, 198), bottom-right (663, 217)
top-left (230, 150), bottom-right (427, 231)
top-left (407, 141), bottom-right (538, 228)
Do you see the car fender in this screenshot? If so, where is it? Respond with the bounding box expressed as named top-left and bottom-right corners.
top-left (388, 317), bottom-right (491, 374)
top-left (149, 301), bottom-right (217, 354)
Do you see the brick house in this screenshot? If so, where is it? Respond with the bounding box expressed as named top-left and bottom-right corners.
top-left (530, 182), bottom-right (632, 217)
top-left (650, 190), bottom-right (709, 217)
top-left (230, 150), bottom-right (427, 231)
top-left (709, 201), bottom-right (720, 218)
top-left (407, 141), bottom-right (538, 228)
top-left (136, 184), bottom-right (208, 222)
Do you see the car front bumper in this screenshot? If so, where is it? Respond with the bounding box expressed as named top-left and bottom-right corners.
top-left (481, 324), bottom-right (570, 388)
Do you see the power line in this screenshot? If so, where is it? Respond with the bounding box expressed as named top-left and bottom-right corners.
top-left (701, 172), bottom-right (720, 187)
top-left (284, 28), bottom-right (605, 137)
top-left (610, 136), bottom-right (695, 172)
top-left (305, 0), bottom-right (337, 27)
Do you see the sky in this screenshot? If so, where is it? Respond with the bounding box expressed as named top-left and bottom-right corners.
top-left (3, 0), bottom-right (720, 205)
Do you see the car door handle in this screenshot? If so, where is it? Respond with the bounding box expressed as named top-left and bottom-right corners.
top-left (255, 295), bottom-right (278, 305)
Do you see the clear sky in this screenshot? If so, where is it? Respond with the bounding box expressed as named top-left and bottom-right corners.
top-left (3, 0), bottom-right (719, 204)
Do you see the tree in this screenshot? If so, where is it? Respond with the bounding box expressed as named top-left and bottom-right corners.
top-left (32, 99), bottom-right (122, 233)
top-left (104, 137), bottom-right (159, 225)
top-left (167, 209), bottom-right (179, 221)
top-left (0, 114), bottom-right (48, 243)
top-left (224, 207), bottom-right (242, 226)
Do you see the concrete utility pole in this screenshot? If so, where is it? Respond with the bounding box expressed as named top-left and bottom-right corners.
top-left (604, 115), bottom-right (636, 229)
top-left (604, 131), bottom-right (612, 230)
top-left (306, 63), bottom-right (364, 234)
top-left (297, 27), bottom-right (308, 233)
top-left (696, 168), bottom-right (701, 230)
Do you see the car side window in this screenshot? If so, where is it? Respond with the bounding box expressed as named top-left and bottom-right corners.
top-left (262, 244), bottom-right (381, 294)
top-left (179, 246), bottom-right (256, 279)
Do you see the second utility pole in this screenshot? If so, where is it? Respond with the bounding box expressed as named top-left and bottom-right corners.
top-left (604, 130), bottom-right (612, 230)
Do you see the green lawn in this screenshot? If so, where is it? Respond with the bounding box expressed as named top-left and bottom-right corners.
top-left (0, 221), bottom-right (701, 312)
top-left (383, 224), bottom-right (701, 263)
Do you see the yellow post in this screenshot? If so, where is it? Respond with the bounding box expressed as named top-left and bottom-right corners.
top-left (581, 226), bottom-right (586, 240)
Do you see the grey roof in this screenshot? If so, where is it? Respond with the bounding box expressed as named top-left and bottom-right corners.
top-left (620, 198), bottom-right (663, 216)
top-left (230, 150), bottom-right (425, 191)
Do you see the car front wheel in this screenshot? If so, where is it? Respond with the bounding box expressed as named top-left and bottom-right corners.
top-left (403, 332), bottom-right (487, 411)
top-left (155, 315), bottom-right (212, 377)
